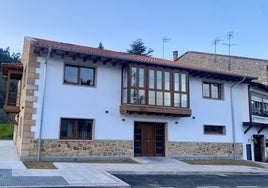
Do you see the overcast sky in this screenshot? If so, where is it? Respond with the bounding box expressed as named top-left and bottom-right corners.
top-left (1, 0), bottom-right (268, 60)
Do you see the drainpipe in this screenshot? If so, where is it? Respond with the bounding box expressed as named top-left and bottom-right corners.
top-left (37, 47), bottom-right (52, 161)
top-left (230, 77), bottom-right (246, 160)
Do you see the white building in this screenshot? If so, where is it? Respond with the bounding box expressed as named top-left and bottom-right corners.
top-left (2, 37), bottom-right (255, 161)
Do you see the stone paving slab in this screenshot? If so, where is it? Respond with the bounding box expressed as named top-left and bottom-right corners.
top-left (0, 168), bottom-right (69, 187)
top-left (0, 141), bottom-right (20, 161)
top-left (54, 157), bottom-right (268, 176)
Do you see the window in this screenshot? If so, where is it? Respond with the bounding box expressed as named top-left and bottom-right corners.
top-left (204, 125), bottom-right (226, 135)
top-left (64, 65), bottom-right (95, 86)
top-left (130, 66), bottom-right (146, 104)
top-left (124, 64), bottom-right (189, 108)
top-left (202, 82), bottom-right (223, 99)
top-left (251, 95), bottom-right (268, 117)
top-left (60, 118), bottom-right (93, 140)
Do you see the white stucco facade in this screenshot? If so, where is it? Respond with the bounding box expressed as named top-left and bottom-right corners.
top-left (29, 55), bottom-right (252, 159)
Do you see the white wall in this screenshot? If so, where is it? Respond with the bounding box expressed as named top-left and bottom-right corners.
top-left (32, 57), bottom-right (250, 147)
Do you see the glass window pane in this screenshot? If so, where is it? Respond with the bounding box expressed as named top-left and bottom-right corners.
top-left (203, 83), bottom-right (210, 97)
top-left (138, 90), bottom-right (145, 104)
top-left (165, 72), bottom-right (170, 90)
top-left (130, 89), bottom-right (137, 103)
top-left (174, 73), bottom-right (179, 91)
top-left (181, 73), bottom-right (186, 92)
top-left (122, 67), bottom-right (128, 88)
top-left (157, 91), bottom-right (163, 106)
top-left (263, 103), bottom-right (268, 117)
top-left (80, 67), bottom-right (94, 86)
top-left (123, 88), bottom-right (127, 104)
top-left (131, 67), bottom-right (137, 87)
top-left (64, 66), bottom-right (78, 84)
top-left (139, 68), bottom-right (144, 88)
top-left (174, 93), bottom-right (180, 107)
top-left (157, 71), bottom-right (162, 89)
top-left (181, 94), bottom-right (187, 107)
top-left (149, 69), bottom-right (155, 89)
top-left (78, 119), bottom-right (92, 139)
top-left (149, 91), bottom-right (155, 105)
top-left (164, 92), bottom-right (171, 106)
top-left (211, 84), bottom-right (220, 99)
top-left (60, 119), bottom-right (75, 138)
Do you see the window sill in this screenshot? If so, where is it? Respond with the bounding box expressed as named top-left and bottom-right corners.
top-left (120, 104), bottom-right (192, 117)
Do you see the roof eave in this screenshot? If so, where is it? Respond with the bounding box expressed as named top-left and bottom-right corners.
top-left (32, 42), bottom-right (256, 83)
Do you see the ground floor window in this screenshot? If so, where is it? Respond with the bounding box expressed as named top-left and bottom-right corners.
top-left (204, 125), bottom-right (226, 135)
top-left (60, 118), bottom-right (93, 140)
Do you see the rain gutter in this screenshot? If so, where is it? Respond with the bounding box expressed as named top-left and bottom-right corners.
top-left (230, 76), bottom-right (246, 160)
top-left (37, 47), bottom-right (52, 161)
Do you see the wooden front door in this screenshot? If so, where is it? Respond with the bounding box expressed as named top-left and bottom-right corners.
top-left (142, 123), bottom-right (155, 156)
top-left (134, 122), bottom-right (165, 157)
top-left (254, 135), bottom-right (265, 162)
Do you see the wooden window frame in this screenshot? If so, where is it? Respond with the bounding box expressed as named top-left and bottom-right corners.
top-left (64, 64), bottom-right (96, 87)
top-left (60, 118), bottom-right (94, 140)
top-left (204, 125), bottom-right (226, 135)
top-left (202, 81), bottom-right (224, 100)
top-left (128, 65), bottom-right (147, 105)
top-left (123, 64), bottom-right (189, 108)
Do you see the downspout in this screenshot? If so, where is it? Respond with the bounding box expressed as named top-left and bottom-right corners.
top-left (37, 47), bottom-right (52, 161)
top-left (230, 76), bottom-right (246, 160)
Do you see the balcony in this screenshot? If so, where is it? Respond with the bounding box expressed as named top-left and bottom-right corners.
top-left (2, 63), bottom-right (23, 125)
top-left (4, 92), bottom-right (20, 114)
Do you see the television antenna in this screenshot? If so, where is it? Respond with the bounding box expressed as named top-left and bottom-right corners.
top-left (212, 38), bottom-right (222, 55)
top-left (162, 36), bottom-right (171, 58)
top-left (212, 38), bottom-right (222, 63)
top-left (223, 32), bottom-right (237, 55)
top-left (222, 31), bottom-right (237, 71)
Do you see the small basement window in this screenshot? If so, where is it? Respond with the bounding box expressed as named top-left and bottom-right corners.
top-left (204, 125), bottom-right (226, 135)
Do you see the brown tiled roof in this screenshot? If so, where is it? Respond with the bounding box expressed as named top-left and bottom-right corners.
top-left (1, 63), bottom-right (23, 77)
top-left (29, 37), bottom-right (256, 82)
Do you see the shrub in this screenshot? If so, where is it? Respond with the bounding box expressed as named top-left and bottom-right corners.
top-left (0, 124), bottom-right (13, 140)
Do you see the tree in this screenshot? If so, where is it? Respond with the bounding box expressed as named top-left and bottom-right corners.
top-left (0, 47), bottom-right (21, 63)
top-left (98, 42), bottom-right (104, 49)
top-left (0, 47), bottom-right (21, 123)
top-left (126, 38), bottom-right (154, 56)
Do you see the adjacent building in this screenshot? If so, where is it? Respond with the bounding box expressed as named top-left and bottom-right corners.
top-left (178, 51), bottom-right (268, 161)
top-left (2, 37), bottom-right (255, 161)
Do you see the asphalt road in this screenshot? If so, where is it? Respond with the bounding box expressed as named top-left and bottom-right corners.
top-left (114, 174), bottom-right (268, 188)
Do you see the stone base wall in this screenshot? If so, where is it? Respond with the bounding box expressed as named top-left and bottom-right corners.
top-left (168, 141), bottom-right (243, 159)
top-left (22, 139), bottom-right (243, 161)
top-left (25, 139), bottom-right (133, 160)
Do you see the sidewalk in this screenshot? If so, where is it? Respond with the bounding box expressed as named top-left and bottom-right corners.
top-left (1, 141), bottom-right (268, 187)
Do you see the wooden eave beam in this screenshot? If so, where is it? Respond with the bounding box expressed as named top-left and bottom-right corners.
top-left (102, 58), bottom-right (112, 65)
top-left (244, 125), bottom-right (253, 134)
top-left (93, 57), bottom-right (101, 63)
top-left (258, 127), bottom-right (265, 134)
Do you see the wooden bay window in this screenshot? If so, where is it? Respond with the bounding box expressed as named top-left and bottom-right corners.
top-left (121, 64), bottom-right (191, 116)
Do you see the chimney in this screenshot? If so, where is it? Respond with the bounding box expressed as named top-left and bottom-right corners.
top-left (173, 51), bottom-right (178, 61)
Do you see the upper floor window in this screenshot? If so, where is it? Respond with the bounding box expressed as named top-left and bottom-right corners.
top-left (122, 64), bottom-right (189, 108)
top-left (252, 95), bottom-right (268, 117)
top-left (60, 118), bottom-right (93, 140)
top-left (202, 82), bottom-right (223, 100)
top-left (64, 64), bottom-right (96, 86)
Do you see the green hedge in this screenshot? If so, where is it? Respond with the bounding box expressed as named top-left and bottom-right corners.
top-left (0, 124), bottom-right (13, 140)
